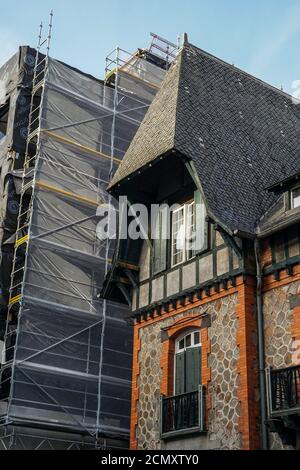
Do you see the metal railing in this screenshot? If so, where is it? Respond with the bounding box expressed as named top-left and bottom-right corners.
top-left (267, 365), bottom-right (300, 416)
top-left (160, 385), bottom-right (205, 438)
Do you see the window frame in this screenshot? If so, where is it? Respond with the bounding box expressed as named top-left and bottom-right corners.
top-left (174, 329), bottom-right (201, 395)
top-left (175, 329), bottom-right (201, 353)
top-left (171, 199), bottom-right (196, 268)
top-left (0, 99), bottom-right (10, 142)
top-left (152, 189), bottom-right (209, 275)
top-left (291, 186), bottom-right (300, 210)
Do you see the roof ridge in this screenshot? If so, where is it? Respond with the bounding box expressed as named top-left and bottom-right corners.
top-left (186, 41), bottom-right (294, 102)
top-left (108, 39), bottom-right (300, 235)
top-left (173, 47), bottom-right (184, 154)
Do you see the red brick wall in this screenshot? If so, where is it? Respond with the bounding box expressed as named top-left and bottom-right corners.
top-left (236, 277), bottom-right (260, 449)
top-left (260, 239), bottom-right (272, 270)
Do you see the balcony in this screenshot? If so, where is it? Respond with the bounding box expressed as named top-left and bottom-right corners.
top-left (160, 385), bottom-right (205, 439)
top-left (267, 365), bottom-right (300, 417)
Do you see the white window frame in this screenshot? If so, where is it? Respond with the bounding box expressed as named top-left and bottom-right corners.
top-left (171, 200), bottom-right (196, 267)
top-left (291, 186), bottom-right (300, 209)
top-left (175, 329), bottom-right (201, 353)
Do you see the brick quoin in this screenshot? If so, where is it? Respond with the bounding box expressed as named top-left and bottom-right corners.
top-left (292, 305), bottom-right (300, 367)
top-left (236, 276), bottom-right (260, 450)
top-left (130, 323), bottom-right (141, 449)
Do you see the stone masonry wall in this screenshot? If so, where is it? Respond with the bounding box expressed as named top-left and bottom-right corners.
top-left (264, 282), bottom-right (296, 369)
top-left (207, 294), bottom-right (241, 449)
top-left (263, 279), bottom-right (300, 450)
top-left (135, 292), bottom-right (241, 450)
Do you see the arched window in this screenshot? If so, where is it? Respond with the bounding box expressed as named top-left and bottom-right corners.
top-left (174, 329), bottom-right (201, 395)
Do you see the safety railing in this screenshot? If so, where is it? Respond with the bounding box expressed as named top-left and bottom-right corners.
top-left (160, 385), bottom-right (205, 439)
top-left (267, 365), bottom-right (300, 416)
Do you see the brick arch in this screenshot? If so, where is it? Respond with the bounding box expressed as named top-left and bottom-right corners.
top-left (167, 317), bottom-right (202, 341)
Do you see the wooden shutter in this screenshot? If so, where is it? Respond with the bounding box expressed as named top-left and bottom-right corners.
top-left (185, 346), bottom-right (201, 393)
top-left (194, 189), bottom-right (208, 253)
top-left (175, 351), bottom-right (185, 395)
top-left (153, 206), bottom-right (167, 275)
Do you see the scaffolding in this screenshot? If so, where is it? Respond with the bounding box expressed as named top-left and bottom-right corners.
top-left (0, 15), bottom-right (177, 449)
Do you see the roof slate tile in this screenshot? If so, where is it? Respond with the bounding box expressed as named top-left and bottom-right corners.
top-left (109, 42), bottom-right (300, 234)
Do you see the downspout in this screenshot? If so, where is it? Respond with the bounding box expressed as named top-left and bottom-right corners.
top-left (254, 238), bottom-right (269, 450)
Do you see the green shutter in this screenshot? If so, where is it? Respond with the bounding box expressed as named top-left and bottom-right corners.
top-left (194, 189), bottom-right (207, 253)
top-left (175, 351), bottom-right (185, 395)
top-left (185, 346), bottom-right (201, 393)
top-left (153, 206), bottom-right (167, 275)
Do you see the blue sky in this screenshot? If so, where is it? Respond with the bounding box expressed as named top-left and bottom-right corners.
top-left (1, 0), bottom-right (300, 93)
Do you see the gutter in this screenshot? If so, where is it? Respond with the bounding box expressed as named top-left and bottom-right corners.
top-left (254, 238), bottom-right (269, 450)
top-left (234, 227), bottom-right (269, 448)
top-left (233, 229), bottom-right (255, 239)
top-left (232, 230), bottom-right (269, 449)
top-left (257, 213), bottom-right (300, 239)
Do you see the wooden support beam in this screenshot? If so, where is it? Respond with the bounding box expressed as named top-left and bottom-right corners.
top-left (116, 282), bottom-right (131, 307)
top-left (118, 261), bottom-right (139, 271)
top-left (43, 130), bottom-right (122, 164)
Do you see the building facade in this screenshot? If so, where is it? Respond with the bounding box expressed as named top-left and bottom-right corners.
top-left (0, 36), bottom-right (171, 449)
top-left (103, 38), bottom-right (300, 450)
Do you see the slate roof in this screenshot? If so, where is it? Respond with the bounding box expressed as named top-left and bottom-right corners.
top-left (109, 42), bottom-right (300, 235)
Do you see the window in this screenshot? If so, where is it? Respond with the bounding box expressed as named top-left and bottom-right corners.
top-left (171, 200), bottom-right (198, 267)
top-left (171, 204), bottom-right (186, 266)
top-left (291, 187), bottom-right (300, 209)
top-left (0, 100), bottom-right (9, 141)
top-left (174, 330), bottom-right (201, 395)
top-left (160, 328), bottom-right (205, 437)
top-left (153, 189), bottom-right (207, 274)
top-left (153, 205), bottom-right (168, 275)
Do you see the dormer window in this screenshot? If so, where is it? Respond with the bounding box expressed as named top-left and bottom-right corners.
top-left (153, 189), bottom-right (208, 274)
top-left (291, 187), bottom-right (300, 209)
top-left (171, 201), bottom-right (195, 267)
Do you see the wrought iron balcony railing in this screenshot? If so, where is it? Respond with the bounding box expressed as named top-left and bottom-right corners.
top-left (160, 385), bottom-right (205, 438)
top-left (267, 365), bottom-right (300, 417)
